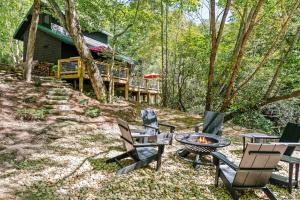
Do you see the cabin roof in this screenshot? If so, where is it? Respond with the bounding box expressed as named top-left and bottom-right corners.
top-left (13, 4), bottom-right (135, 65)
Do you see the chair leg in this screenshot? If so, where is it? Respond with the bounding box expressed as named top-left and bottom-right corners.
top-left (106, 151), bottom-right (132, 163)
top-left (116, 156), bottom-right (156, 175)
top-left (228, 187), bottom-right (239, 200)
top-left (295, 163), bottom-right (299, 188)
top-left (215, 164), bottom-right (220, 187)
top-left (288, 163), bottom-right (294, 194)
top-left (262, 187), bottom-right (277, 200)
top-left (156, 146), bottom-right (164, 171)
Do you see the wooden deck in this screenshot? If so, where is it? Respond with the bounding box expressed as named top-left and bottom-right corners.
top-left (57, 57), bottom-right (161, 104)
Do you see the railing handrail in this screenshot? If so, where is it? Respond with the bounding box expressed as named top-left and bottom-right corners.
top-left (57, 57), bottom-right (160, 91)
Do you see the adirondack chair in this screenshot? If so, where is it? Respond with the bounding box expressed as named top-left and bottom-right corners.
top-left (106, 118), bottom-right (172, 175)
top-left (212, 143), bottom-right (287, 200)
top-left (132, 109), bottom-right (176, 144)
top-left (269, 123), bottom-right (300, 193)
top-left (195, 111), bottom-right (225, 135)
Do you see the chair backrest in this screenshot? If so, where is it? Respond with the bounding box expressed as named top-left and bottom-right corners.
top-left (141, 109), bottom-right (159, 135)
top-left (279, 123), bottom-right (300, 156)
top-left (117, 118), bottom-right (135, 152)
top-left (202, 111), bottom-right (225, 135)
top-left (232, 143), bottom-right (287, 188)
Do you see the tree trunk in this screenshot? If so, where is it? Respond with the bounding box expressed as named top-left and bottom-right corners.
top-left (9, 39), bottom-right (17, 65)
top-left (24, 0), bottom-right (40, 82)
top-left (205, 0), bottom-right (231, 111)
top-left (264, 26), bottom-right (300, 99)
top-left (109, 40), bottom-right (116, 103)
top-left (220, 0), bottom-right (265, 112)
top-left (48, 0), bottom-right (107, 102)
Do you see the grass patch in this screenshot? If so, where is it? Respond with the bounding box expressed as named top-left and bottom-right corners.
top-left (16, 108), bottom-right (48, 121)
top-left (84, 107), bottom-right (102, 118)
top-left (17, 182), bottom-right (59, 200)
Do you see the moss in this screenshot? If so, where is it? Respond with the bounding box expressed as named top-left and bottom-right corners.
top-left (0, 151), bottom-right (17, 165)
top-left (16, 182), bottom-right (59, 200)
top-left (16, 108), bottom-right (48, 121)
top-left (15, 158), bottom-right (54, 171)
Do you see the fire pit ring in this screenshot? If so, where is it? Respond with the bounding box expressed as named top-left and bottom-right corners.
top-left (175, 133), bottom-right (231, 169)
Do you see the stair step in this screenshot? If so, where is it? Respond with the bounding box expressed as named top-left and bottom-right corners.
top-left (47, 90), bottom-right (71, 96)
top-left (48, 109), bottom-right (73, 115)
top-left (44, 100), bottom-right (68, 105)
top-left (46, 95), bottom-right (69, 100)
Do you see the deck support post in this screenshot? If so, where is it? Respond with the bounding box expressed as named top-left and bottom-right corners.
top-left (154, 94), bottom-right (157, 105)
top-left (137, 91), bottom-right (140, 102)
top-left (79, 60), bottom-right (84, 93)
top-left (125, 83), bottom-right (129, 100)
top-left (112, 79), bottom-right (115, 97)
top-left (147, 93), bottom-right (150, 105)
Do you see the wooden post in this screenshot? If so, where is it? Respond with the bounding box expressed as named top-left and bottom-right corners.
top-left (125, 83), bottom-right (129, 100)
top-left (79, 59), bottom-right (84, 93)
top-left (147, 93), bottom-right (150, 104)
top-left (154, 94), bottom-right (157, 105)
top-left (57, 60), bottom-right (61, 78)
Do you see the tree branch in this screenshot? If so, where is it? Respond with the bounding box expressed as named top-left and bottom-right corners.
top-left (114, 0), bottom-right (140, 38)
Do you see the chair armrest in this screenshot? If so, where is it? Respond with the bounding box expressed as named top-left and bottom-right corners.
top-left (134, 143), bottom-right (165, 147)
top-left (195, 123), bottom-right (204, 132)
top-left (212, 152), bottom-right (238, 171)
top-left (130, 128), bottom-right (145, 134)
top-left (131, 133), bottom-right (155, 138)
top-left (158, 123), bottom-right (176, 133)
top-left (280, 155), bottom-right (300, 164)
top-left (143, 124), bottom-right (159, 131)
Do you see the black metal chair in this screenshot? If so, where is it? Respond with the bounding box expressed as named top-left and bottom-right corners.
top-left (132, 109), bottom-right (176, 144)
top-left (269, 123), bottom-right (300, 193)
top-left (195, 111), bottom-right (224, 135)
top-left (213, 143), bottom-right (287, 200)
top-left (106, 118), bottom-right (172, 175)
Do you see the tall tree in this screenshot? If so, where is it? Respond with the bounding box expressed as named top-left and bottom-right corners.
top-left (205, 0), bottom-right (232, 111)
top-left (24, 0), bottom-right (40, 82)
top-left (47, 0), bottom-right (107, 102)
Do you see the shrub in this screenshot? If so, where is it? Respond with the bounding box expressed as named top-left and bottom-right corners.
top-left (85, 107), bottom-right (102, 118)
top-left (232, 111), bottom-right (273, 133)
top-left (23, 96), bottom-right (37, 104)
top-left (16, 108), bottom-right (48, 121)
top-left (33, 78), bottom-right (42, 87)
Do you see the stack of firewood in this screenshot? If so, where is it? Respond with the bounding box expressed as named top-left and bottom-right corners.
top-left (32, 62), bottom-right (52, 76)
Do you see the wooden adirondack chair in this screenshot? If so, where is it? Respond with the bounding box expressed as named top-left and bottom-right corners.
top-left (132, 109), bottom-right (176, 144)
top-left (195, 111), bottom-right (225, 135)
top-left (106, 118), bottom-right (172, 175)
top-left (212, 143), bottom-right (287, 200)
top-left (269, 123), bottom-right (300, 193)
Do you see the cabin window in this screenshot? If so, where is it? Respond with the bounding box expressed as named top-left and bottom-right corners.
top-left (44, 15), bottom-right (50, 25)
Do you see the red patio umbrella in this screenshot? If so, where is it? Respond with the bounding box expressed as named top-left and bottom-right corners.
top-left (143, 73), bottom-right (161, 79)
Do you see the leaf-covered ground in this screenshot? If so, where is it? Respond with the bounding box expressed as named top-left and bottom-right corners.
top-left (1, 71), bottom-right (300, 200)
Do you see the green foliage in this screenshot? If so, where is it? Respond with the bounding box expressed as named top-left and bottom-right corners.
top-left (50, 65), bottom-right (58, 73)
top-left (16, 108), bottom-right (48, 121)
top-left (34, 78), bottom-right (42, 87)
top-left (232, 111), bottom-right (273, 133)
top-left (23, 96), bottom-right (37, 104)
top-left (84, 107), bottom-right (102, 118)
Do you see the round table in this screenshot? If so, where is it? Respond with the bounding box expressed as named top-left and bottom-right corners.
top-left (175, 132), bottom-right (231, 169)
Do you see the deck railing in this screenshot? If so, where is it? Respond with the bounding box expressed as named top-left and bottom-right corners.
top-left (58, 57), bottom-right (129, 80)
top-left (57, 57), bottom-right (160, 92)
top-left (129, 77), bottom-right (160, 91)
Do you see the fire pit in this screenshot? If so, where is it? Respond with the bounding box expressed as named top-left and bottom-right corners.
top-left (175, 133), bottom-right (230, 169)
